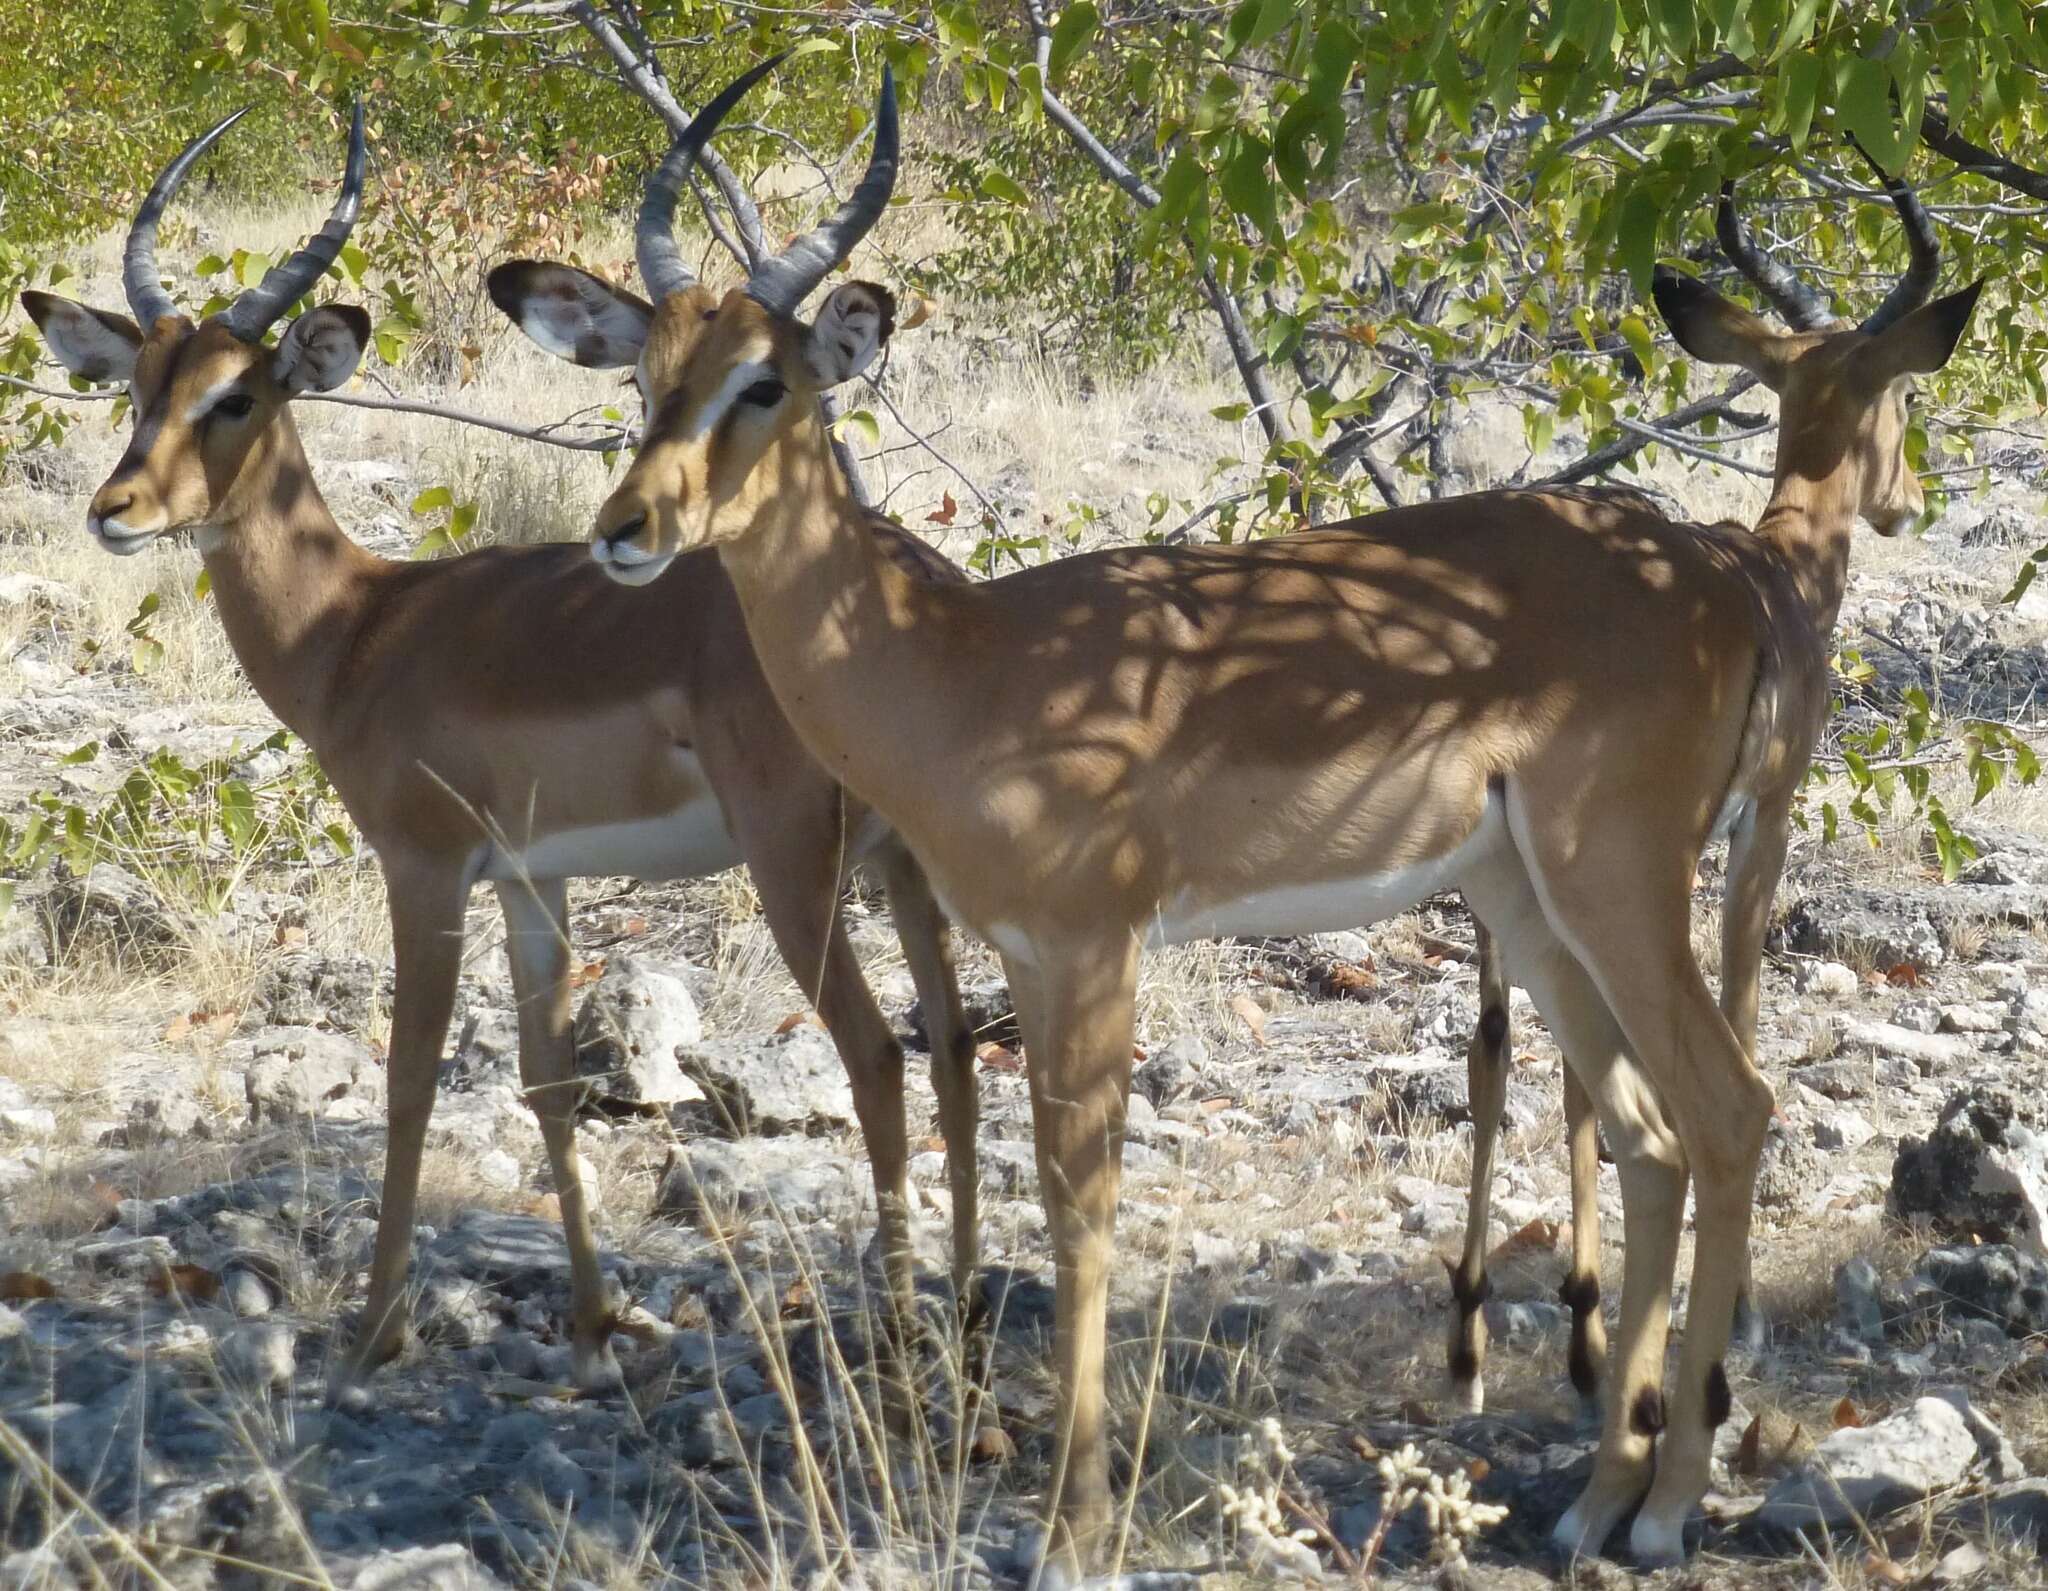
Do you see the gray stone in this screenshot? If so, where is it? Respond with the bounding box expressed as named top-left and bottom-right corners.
top-left (676, 1026), bottom-right (852, 1135)
top-left (1891, 1088), bottom-right (2048, 1251)
top-left (118, 1085), bottom-right (208, 1144)
top-left (1134, 1034), bottom-right (1208, 1107)
top-left (220, 1266), bottom-right (276, 1318)
top-left (217, 1322), bottom-right (297, 1391)
top-left (1756, 1396), bottom-right (1994, 1535)
top-left (1903, 1244), bottom-right (2048, 1336)
top-left (338, 1546), bottom-right (505, 1590)
top-left (48, 862), bottom-right (190, 957)
top-left (244, 1027), bottom-right (368, 1123)
top-left (1835, 1258), bottom-right (1886, 1345)
top-left (1778, 893), bottom-right (1944, 974)
top-left (573, 955), bottom-right (705, 1108)
top-left (1813, 1107), bottom-right (1877, 1153)
top-left (1841, 1020), bottom-right (1976, 1076)
top-left (1755, 1117), bottom-right (1827, 1211)
top-left (260, 953), bottom-right (381, 1032)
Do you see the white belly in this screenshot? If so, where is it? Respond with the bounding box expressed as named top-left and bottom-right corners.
top-left (1143, 801), bottom-right (1508, 949)
top-left (477, 796), bottom-right (741, 883)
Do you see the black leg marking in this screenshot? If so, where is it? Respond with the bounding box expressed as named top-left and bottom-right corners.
top-left (1629, 1385), bottom-right (1666, 1438)
top-left (1449, 1341), bottom-right (1481, 1383)
top-left (1450, 1263), bottom-right (1492, 1312)
top-left (1704, 1362), bottom-right (1732, 1430)
top-left (1478, 1003), bottom-right (1509, 1051)
top-left (1559, 1270), bottom-right (1602, 1397)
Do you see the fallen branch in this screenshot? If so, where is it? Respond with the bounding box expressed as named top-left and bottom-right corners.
top-left (1539, 373), bottom-right (1762, 485)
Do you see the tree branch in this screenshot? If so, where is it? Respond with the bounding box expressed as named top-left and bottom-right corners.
top-left (0, 373), bottom-right (632, 452)
top-left (1921, 107), bottom-right (2048, 203)
top-left (566, 0), bottom-right (767, 268)
top-left (1538, 373), bottom-right (1762, 485)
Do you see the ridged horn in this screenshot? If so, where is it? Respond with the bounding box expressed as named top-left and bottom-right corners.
top-left (1714, 180), bottom-right (1836, 332)
top-left (744, 65), bottom-right (898, 316)
top-left (122, 109), bottom-right (250, 332)
top-left (217, 99), bottom-right (366, 342)
top-left (635, 53), bottom-right (789, 302)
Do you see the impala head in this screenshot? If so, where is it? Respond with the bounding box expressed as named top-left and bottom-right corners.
top-left (21, 105), bottom-right (370, 557)
top-left (489, 57), bottom-right (897, 586)
top-left (1650, 161), bottom-right (1981, 538)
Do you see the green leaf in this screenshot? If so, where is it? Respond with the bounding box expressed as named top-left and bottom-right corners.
top-left (1048, 2), bottom-right (1099, 83)
top-left (131, 635), bottom-right (164, 676)
top-left (981, 169), bottom-right (1030, 206)
top-left (1614, 190), bottom-right (1662, 289)
top-left (234, 250), bottom-right (272, 289)
top-left (218, 780), bottom-right (257, 848)
top-left (194, 253), bottom-right (229, 277)
top-left (1838, 56), bottom-right (1901, 172)
top-left (835, 408), bottom-right (882, 447)
top-left (448, 502), bottom-right (479, 543)
top-left (1649, 0), bottom-right (1696, 58)
top-left (1211, 401), bottom-right (1251, 422)
top-left (1226, 0), bottom-right (1295, 55)
top-left (410, 485), bottom-right (453, 515)
top-left (58, 741), bottom-right (99, 766)
top-left (1220, 135), bottom-right (1280, 242)
top-left (1774, 51), bottom-right (1823, 149)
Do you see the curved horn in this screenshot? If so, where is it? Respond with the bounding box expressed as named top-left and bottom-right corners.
top-left (637, 53), bottom-right (789, 302)
top-left (745, 65), bottom-right (898, 317)
top-left (123, 109), bottom-right (250, 332)
top-left (1714, 181), bottom-right (1835, 332)
top-left (218, 99), bottom-right (366, 342)
top-left (1848, 140), bottom-right (1941, 335)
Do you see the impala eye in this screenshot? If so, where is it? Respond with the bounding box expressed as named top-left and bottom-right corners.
top-left (212, 393), bottom-right (256, 421)
top-left (739, 377), bottom-right (786, 408)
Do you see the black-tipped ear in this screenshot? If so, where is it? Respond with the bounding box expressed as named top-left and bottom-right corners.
top-left (22, 291), bottom-right (144, 383)
top-left (488, 260), bottom-right (654, 369)
top-left (1650, 265), bottom-right (1794, 390)
top-left (1853, 277), bottom-right (1985, 390)
top-left (273, 304), bottom-right (371, 394)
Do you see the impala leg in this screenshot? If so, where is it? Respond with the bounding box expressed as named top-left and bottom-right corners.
top-left (1718, 801), bottom-right (1790, 1359)
top-left (1561, 1062), bottom-right (1608, 1418)
top-left (1465, 854), bottom-right (1684, 1562)
top-left (877, 841), bottom-right (980, 1319)
top-left (1501, 808), bottom-right (1772, 1566)
top-left (1447, 919), bottom-right (1510, 1415)
top-left (332, 864), bottom-right (466, 1395)
top-left (744, 804), bottom-right (914, 1348)
top-left (497, 877), bottom-right (617, 1389)
top-left (1008, 938), bottom-right (1138, 1582)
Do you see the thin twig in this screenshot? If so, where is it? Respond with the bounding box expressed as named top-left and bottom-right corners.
top-left (0, 372), bottom-right (631, 453)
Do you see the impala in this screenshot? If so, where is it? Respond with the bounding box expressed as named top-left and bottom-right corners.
top-left (537, 59), bottom-right (1979, 1572)
top-left (23, 103), bottom-right (983, 1397)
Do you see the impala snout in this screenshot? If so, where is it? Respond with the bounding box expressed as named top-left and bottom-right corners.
top-left (86, 480), bottom-right (168, 556)
top-left (590, 497), bottom-right (674, 586)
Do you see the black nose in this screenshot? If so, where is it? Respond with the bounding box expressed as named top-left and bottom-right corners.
top-left (604, 514), bottom-right (647, 547)
top-left (94, 491), bottom-right (135, 521)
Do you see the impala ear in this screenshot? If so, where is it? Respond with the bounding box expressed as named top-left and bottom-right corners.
top-left (803, 281), bottom-right (895, 387)
top-left (1650, 267), bottom-right (1794, 391)
top-left (22, 291), bottom-right (143, 384)
top-left (488, 260), bottom-right (654, 369)
top-left (1853, 278), bottom-right (1985, 388)
top-left (273, 305), bottom-right (372, 394)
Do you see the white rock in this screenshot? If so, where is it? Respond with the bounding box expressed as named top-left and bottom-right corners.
top-left (1841, 1020), bottom-right (1977, 1076)
top-left (572, 955), bottom-right (705, 1107)
top-left (0, 1108), bottom-right (56, 1139)
top-left (1757, 1395), bottom-right (2007, 1534)
top-left (218, 1322), bottom-right (298, 1391)
top-left (475, 1149), bottom-right (524, 1192)
top-left (1798, 961), bottom-right (1861, 998)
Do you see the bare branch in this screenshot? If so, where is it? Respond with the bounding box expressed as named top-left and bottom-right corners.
top-left (0, 372), bottom-right (631, 452)
top-left (1921, 106), bottom-right (2048, 203)
top-left (566, 0), bottom-right (767, 268)
top-left (1538, 373), bottom-right (1762, 485)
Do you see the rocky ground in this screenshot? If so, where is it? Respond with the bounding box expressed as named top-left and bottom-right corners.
top-left (6, 307), bottom-right (2048, 1586)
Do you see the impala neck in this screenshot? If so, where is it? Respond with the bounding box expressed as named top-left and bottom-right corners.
top-left (197, 419), bottom-right (382, 746)
top-left (713, 427), bottom-right (952, 787)
top-left (1753, 451), bottom-right (1861, 634)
